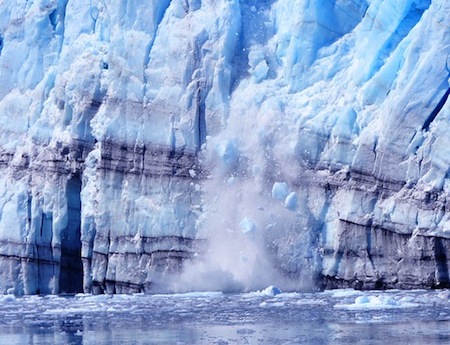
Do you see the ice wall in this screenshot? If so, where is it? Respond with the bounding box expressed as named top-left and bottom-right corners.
top-left (0, 0), bottom-right (449, 294)
top-left (204, 0), bottom-right (450, 290)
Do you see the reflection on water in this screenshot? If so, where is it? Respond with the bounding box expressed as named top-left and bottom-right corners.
top-left (2, 322), bottom-right (450, 345)
top-left (0, 290), bottom-right (450, 344)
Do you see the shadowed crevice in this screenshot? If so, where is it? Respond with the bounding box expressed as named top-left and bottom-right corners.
top-left (434, 237), bottom-right (450, 287)
top-left (422, 87), bottom-right (450, 131)
top-left (59, 174), bottom-right (83, 293)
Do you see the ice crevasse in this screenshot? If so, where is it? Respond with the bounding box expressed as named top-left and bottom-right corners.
top-left (0, 0), bottom-right (449, 294)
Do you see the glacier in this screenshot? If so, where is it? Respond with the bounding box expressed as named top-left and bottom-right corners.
top-left (0, 0), bottom-right (449, 294)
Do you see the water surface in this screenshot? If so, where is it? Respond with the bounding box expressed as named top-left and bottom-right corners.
top-left (1, 289), bottom-right (450, 344)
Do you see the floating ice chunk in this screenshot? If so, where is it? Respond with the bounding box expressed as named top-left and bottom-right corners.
top-left (74, 293), bottom-right (91, 298)
top-left (155, 291), bottom-right (224, 298)
top-left (284, 192), bottom-right (298, 211)
top-left (236, 328), bottom-right (256, 335)
top-left (335, 294), bottom-right (420, 309)
top-left (0, 294), bottom-right (15, 302)
top-left (261, 285), bottom-right (282, 296)
top-left (271, 182), bottom-right (289, 200)
top-left (356, 295), bottom-right (400, 307)
top-left (354, 295), bottom-right (371, 304)
top-left (239, 217), bottom-right (256, 235)
top-left (330, 289), bottom-right (364, 298)
top-left (259, 300), bottom-right (285, 308)
top-left (295, 299), bottom-right (328, 306)
top-left (246, 286), bottom-right (283, 299)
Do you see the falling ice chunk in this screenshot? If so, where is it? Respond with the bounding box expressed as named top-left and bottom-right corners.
top-left (216, 140), bottom-right (240, 172)
top-left (271, 182), bottom-right (289, 200)
top-left (252, 60), bottom-right (269, 83)
top-left (284, 192), bottom-right (298, 211)
top-left (248, 49), bottom-right (265, 69)
top-left (239, 217), bottom-right (256, 235)
top-left (248, 49), bottom-right (269, 83)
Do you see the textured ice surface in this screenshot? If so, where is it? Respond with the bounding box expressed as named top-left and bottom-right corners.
top-left (0, 0), bottom-right (449, 293)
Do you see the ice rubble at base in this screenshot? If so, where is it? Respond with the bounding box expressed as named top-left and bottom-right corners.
top-left (334, 293), bottom-right (421, 309)
top-left (1, 289), bottom-right (450, 345)
top-left (0, 288), bottom-right (445, 316)
top-left (0, 0), bottom-right (449, 294)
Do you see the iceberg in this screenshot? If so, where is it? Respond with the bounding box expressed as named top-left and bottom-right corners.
top-left (0, 0), bottom-right (449, 294)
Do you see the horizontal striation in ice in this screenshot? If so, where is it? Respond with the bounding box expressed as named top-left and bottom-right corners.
top-left (0, 138), bottom-right (202, 295)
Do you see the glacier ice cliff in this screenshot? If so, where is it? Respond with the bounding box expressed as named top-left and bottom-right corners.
top-left (0, 0), bottom-right (449, 294)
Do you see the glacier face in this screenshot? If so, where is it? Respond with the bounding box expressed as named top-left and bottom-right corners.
top-left (0, 0), bottom-right (449, 294)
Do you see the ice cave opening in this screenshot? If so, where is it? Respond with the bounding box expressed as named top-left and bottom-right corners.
top-left (59, 174), bottom-right (83, 293)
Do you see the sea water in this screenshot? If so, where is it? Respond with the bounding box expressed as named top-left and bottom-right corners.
top-left (1, 289), bottom-right (450, 344)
